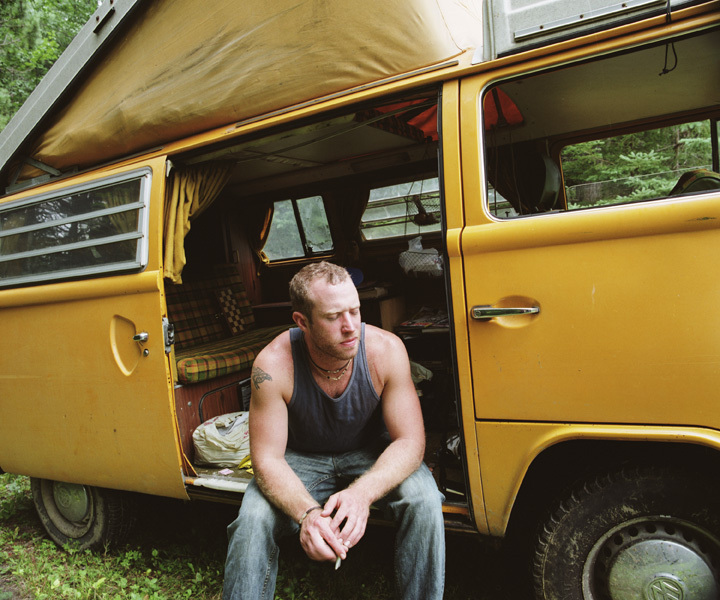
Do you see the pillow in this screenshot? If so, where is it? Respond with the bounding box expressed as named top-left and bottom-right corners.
top-left (215, 288), bottom-right (247, 335)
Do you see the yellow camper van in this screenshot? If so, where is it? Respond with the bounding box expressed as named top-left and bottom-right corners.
top-left (1, 0), bottom-right (720, 597)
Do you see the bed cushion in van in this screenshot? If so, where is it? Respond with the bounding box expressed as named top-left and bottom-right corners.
top-left (165, 265), bottom-right (257, 350)
top-left (174, 324), bottom-right (291, 384)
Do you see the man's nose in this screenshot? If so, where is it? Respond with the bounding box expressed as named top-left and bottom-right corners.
top-left (340, 312), bottom-right (356, 331)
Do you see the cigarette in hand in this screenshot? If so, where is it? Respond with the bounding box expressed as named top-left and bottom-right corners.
top-left (335, 538), bottom-right (349, 570)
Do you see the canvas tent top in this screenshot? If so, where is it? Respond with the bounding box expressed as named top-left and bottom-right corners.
top-left (0, 0), bottom-right (701, 191)
top-left (0, 0), bottom-right (484, 189)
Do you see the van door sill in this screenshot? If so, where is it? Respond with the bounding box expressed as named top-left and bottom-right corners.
top-left (184, 467), bottom-right (252, 493)
top-left (185, 475), bottom-right (248, 493)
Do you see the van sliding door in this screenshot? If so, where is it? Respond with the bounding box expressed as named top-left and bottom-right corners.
top-left (458, 29), bottom-right (720, 533)
top-left (0, 156), bottom-right (186, 499)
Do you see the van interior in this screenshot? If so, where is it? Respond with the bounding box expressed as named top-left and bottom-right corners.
top-left (165, 26), bottom-right (719, 520)
top-left (167, 88), bottom-right (469, 516)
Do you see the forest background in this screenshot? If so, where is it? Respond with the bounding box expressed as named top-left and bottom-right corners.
top-left (0, 0), bottom-right (96, 132)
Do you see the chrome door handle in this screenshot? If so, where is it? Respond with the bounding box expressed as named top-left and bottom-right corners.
top-left (133, 332), bottom-right (149, 343)
top-left (471, 305), bottom-right (540, 320)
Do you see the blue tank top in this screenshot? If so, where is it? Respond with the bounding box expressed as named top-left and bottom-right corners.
top-left (287, 323), bottom-right (383, 453)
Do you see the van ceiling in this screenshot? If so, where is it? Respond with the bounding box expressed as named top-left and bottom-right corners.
top-left (491, 28), bottom-right (720, 144)
top-left (179, 98), bottom-right (439, 195)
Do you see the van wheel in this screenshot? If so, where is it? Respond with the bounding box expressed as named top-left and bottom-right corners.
top-left (532, 465), bottom-right (720, 599)
top-left (31, 478), bottom-right (135, 550)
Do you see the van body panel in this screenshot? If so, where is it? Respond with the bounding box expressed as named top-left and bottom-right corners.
top-left (459, 63), bottom-right (720, 428)
top-left (447, 230), bottom-right (489, 533)
top-left (455, 15), bottom-right (720, 552)
top-left (439, 81), bottom-right (464, 233)
top-left (476, 421), bottom-right (720, 535)
top-left (0, 159), bottom-right (187, 499)
top-left (461, 196), bottom-right (720, 427)
top-left (440, 81), bottom-right (490, 533)
top-left (0, 270), bottom-right (159, 309)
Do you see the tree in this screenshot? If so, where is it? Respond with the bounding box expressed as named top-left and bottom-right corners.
top-left (562, 121), bottom-right (713, 208)
top-left (0, 0), bottom-right (96, 131)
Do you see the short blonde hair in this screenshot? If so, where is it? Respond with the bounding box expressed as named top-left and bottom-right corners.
top-left (289, 262), bottom-right (350, 319)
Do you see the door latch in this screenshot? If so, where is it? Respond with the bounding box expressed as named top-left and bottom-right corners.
top-left (471, 305), bottom-right (540, 321)
top-left (163, 318), bottom-right (175, 354)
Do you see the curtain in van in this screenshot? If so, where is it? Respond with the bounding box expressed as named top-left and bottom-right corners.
top-left (245, 202), bottom-right (274, 264)
top-left (164, 162), bottom-right (232, 283)
top-left (330, 188), bottom-right (368, 264)
top-left (97, 182), bottom-right (140, 235)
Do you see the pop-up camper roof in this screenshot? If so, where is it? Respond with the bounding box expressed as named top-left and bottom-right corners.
top-left (0, 0), bottom-right (483, 190)
top-left (0, 0), bottom-right (698, 192)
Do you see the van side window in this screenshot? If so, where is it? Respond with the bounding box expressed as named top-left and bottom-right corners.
top-left (562, 121), bottom-right (716, 210)
top-left (361, 177), bottom-right (441, 240)
top-left (263, 195), bottom-right (333, 262)
top-left (0, 169), bottom-right (150, 288)
top-left (482, 31), bottom-right (720, 219)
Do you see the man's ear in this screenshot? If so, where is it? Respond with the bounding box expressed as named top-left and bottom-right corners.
top-left (292, 311), bottom-right (309, 332)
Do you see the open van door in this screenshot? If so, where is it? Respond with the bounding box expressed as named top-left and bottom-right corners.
top-left (458, 26), bottom-right (720, 539)
top-left (0, 156), bottom-right (185, 505)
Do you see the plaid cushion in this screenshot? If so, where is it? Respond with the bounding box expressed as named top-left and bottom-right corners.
top-left (175, 324), bottom-right (291, 384)
top-left (210, 264), bottom-right (256, 329)
top-left (165, 264), bottom-right (256, 350)
top-left (215, 288), bottom-right (246, 335)
top-left (166, 264), bottom-right (289, 383)
top-left (165, 280), bottom-right (225, 348)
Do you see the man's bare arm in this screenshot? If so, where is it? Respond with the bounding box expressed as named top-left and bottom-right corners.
top-left (249, 352), bottom-right (347, 562)
top-left (249, 361), bottom-right (316, 518)
top-left (322, 330), bottom-right (425, 547)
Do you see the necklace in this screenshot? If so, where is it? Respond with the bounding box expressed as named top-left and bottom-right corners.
top-left (307, 352), bottom-right (352, 381)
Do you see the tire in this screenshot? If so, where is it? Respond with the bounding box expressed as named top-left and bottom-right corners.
top-left (31, 478), bottom-right (135, 550)
top-left (532, 465), bottom-right (720, 600)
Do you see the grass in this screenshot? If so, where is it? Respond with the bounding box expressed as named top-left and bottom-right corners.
top-left (0, 473), bottom-right (507, 599)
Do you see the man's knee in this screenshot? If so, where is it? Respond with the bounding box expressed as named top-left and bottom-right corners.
top-left (228, 483), bottom-right (290, 543)
top-left (391, 465), bottom-right (444, 520)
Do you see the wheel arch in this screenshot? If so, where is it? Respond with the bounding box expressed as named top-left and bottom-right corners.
top-left (486, 424), bottom-right (720, 542)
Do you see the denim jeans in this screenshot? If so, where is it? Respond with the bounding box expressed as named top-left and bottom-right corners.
top-left (223, 439), bottom-right (445, 600)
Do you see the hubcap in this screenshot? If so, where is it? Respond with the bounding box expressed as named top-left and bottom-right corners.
top-left (52, 482), bottom-right (90, 523)
top-left (583, 517), bottom-right (720, 600)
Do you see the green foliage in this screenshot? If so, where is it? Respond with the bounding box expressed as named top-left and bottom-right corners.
top-left (264, 197), bottom-right (333, 262)
top-left (562, 121), bottom-right (713, 209)
top-left (0, 0), bottom-right (97, 131)
top-left (1, 473), bottom-right (504, 599)
top-left (0, 472), bottom-right (30, 521)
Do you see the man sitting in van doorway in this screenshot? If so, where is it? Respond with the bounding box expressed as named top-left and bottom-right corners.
top-left (223, 261), bottom-right (445, 600)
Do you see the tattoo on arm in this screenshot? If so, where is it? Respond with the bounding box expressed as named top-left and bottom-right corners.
top-left (252, 366), bottom-right (272, 390)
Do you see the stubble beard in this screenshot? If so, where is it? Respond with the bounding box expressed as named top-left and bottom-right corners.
top-left (308, 329), bottom-right (358, 364)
